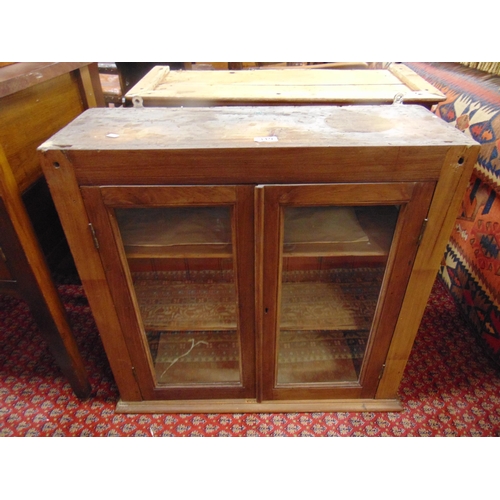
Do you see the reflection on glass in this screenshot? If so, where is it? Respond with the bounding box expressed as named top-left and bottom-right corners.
top-left (277, 205), bottom-right (398, 385)
top-left (115, 207), bottom-right (241, 386)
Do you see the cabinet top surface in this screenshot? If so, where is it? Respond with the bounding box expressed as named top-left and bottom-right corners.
top-left (39, 105), bottom-right (477, 152)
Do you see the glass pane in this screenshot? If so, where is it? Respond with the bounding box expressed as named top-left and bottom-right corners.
top-left (277, 205), bottom-right (399, 385)
top-left (115, 206), bottom-right (241, 386)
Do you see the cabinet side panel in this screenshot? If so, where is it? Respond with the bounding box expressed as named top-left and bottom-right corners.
top-left (376, 144), bottom-right (480, 399)
top-left (359, 181), bottom-right (436, 397)
top-left (39, 149), bottom-right (142, 401)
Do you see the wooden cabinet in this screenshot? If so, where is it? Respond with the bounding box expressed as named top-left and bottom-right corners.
top-left (38, 104), bottom-right (479, 412)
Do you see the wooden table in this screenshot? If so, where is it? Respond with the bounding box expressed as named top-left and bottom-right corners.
top-left (125, 63), bottom-right (445, 109)
top-left (0, 62), bottom-right (105, 399)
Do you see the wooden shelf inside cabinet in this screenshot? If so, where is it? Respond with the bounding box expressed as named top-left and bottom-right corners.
top-left (282, 206), bottom-right (397, 259)
top-left (133, 276), bottom-right (378, 333)
top-left (134, 280), bottom-right (237, 331)
top-left (117, 206), bottom-right (233, 259)
top-left (125, 245), bottom-right (232, 259)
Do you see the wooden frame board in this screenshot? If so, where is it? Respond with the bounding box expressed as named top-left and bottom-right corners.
top-left (125, 63), bottom-right (445, 108)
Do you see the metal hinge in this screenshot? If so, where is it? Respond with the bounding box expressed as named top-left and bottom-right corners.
top-left (417, 218), bottom-right (429, 246)
top-left (88, 223), bottom-right (100, 249)
top-left (0, 246), bottom-right (6, 262)
top-left (378, 363), bottom-right (386, 380)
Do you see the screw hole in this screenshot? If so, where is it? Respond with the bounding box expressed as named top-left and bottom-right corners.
top-left (53, 161), bottom-right (60, 168)
top-left (458, 157), bottom-right (465, 165)
top-left (265, 308), bottom-right (269, 314)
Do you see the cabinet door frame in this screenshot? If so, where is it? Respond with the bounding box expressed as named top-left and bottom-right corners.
top-left (81, 184), bottom-right (256, 401)
top-left (258, 182), bottom-right (436, 401)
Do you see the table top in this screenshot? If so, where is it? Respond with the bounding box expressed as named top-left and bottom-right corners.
top-left (0, 62), bottom-right (92, 99)
top-left (125, 63), bottom-right (446, 108)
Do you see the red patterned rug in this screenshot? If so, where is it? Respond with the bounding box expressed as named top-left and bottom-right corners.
top-left (1, 278), bottom-right (500, 437)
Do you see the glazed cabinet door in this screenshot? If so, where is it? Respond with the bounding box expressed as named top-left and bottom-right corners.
top-left (258, 182), bottom-right (435, 401)
top-left (81, 185), bottom-right (255, 401)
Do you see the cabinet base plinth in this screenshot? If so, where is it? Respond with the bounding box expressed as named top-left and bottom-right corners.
top-left (115, 398), bottom-right (403, 414)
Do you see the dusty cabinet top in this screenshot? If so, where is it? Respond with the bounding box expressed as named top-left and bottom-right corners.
top-left (38, 105), bottom-right (478, 186)
top-left (39, 105), bottom-right (475, 151)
